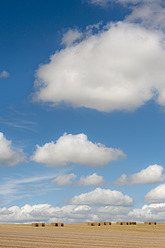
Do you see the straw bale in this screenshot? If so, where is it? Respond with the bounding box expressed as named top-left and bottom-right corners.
top-left (38, 223), bottom-right (45, 227)
top-left (145, 221), bottom-right (156, 225)
top-left (32, 223), bottom-right (45, 227)
top-left (116, 222), bottom-right (123, 225)
top-left (51, 223), bottom-right (64, 227)
top-left (99, 222), bottom-right (105, 226)
top-left (123, 222), bottom-right (129, 225)
top-left (90, 222), bottom-right (99, 226)
top-left (58, 223), bottom-right (64, 227)
top-left (32, 223), bottom-right (39, 227)
top-left (104, 222), bottom-right (111, 225)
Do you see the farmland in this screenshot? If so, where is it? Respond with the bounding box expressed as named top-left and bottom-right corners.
top-left (0, 223), bottom-right (165, 247)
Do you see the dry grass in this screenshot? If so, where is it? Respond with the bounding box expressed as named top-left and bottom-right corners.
top-left (0, 223), bottom-right (165, 247)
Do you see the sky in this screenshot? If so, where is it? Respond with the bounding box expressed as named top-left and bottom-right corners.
top-left (0, 0), bottom-right (165, 224)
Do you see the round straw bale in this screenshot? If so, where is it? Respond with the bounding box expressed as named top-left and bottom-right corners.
top-left (32, 223), bottom-right (39, 227)
top-left (104, 222), bottom-right (111, 225)
top-left (38, 223), bottom-right (45, 227)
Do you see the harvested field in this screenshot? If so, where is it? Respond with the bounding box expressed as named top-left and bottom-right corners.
top-left (0, 223), bottom-right (165, 248)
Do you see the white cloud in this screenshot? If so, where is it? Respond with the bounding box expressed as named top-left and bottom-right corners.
top-left (61, 29), bottom-right (83, 47)
top-left (0, 132), bottom-right (26, 166)
top-left (115, 164), bottom-right (164, 186)
top-left (89, 0), bottom-right (161, 7)
top-left (33, 22), bottom-right (165, 112)
top-left (2, 201), bottom-right (165, 224)
top-left (89, 1), bottom-right (165, 31)
top-left (77, 173), bottom-right (105, 186)
top-left (144, 184), bottom-right (165, 203)
top-left (126, 1), bottom-right (165, 31)
top-left (31, 133), bottom-right (126, 167)
top-left (70, 187), bottom-right (134, 206)
top-left (1, 202), bottom-right (165, 224)
top-left (0, 70), bottom-right (9, 78)
top-left (51, 173), bottom-right (77, 186)
top-left (0, 203), bottom-right (132, 224)
top-left (129, 203), bottom-right (165, 222)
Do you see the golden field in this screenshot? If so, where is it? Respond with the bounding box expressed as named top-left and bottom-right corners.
top-left (0, 223), bottom-right (165, 248)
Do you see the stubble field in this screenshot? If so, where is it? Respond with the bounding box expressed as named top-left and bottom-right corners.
top-left (0, 223), bottom-right (165, 248)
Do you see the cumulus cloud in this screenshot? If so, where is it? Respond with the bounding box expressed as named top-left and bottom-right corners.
top-left (115, 164), bottom-right (164, 186)
top-left (51, 173), bottom-right (77, 186)
top-left (129, 203), bottom-right (165, 222)
top-left (144, 184), bottom-right (165, 203)
top-left (33, 21), bottom-right (165, 112)
top-left (31, 133), bottom-right (126, 167)
top-left (0, 132), bottom-right (26, 166)
top-left (1, 202), bottom-right (165, 224)
top-left (61, 29), bottom-right (83, 47)
top-left (77, 173), bottom-right (105, 186)
top-left (70, 187), bottom-right (134, 206)
top-left (0, 203), bottom-right (132, 224)
top-left (0, 70), bottom-right (9, 78)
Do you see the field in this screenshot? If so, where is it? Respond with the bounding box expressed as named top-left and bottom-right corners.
top-left (0, 223), bottom-right (165, 248)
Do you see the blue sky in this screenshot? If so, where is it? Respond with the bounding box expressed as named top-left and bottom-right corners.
top-left (0, 0), bottom-right (165, 223)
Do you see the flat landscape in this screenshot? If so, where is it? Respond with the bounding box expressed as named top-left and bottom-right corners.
top-left (0, 223), bottom-right (165, 248)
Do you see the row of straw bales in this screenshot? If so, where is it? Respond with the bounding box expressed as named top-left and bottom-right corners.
top-left (51, 223), bottom-right (64, 227)
top-left (116, 222), bottom-right (136, 225)
top-left (144, 222), bottom-right (156, 225)
top-left (32, 223), bottom-right (45, 227)
top-left (88, 222), bottom-right (111, 226)
top-left (32, 222), bottom-right (64, 227)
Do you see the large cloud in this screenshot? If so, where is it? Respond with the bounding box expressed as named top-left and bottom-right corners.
top-left (1, 202), bottom-right (165, 224)
top-left (115, 164), bottom-right (164, 186)
top-left (144, 184), bottom-right (165, 203)
top-left (33, 22), bottom-right (165, 112)
top-left (70, 187), bottom-right (134, 206)
top-left (31, 133), bottom-right (126, 167)
top-left (0, 132), bottom-right (26, 166)
top-left (0, 204), bottom-right (131, 224)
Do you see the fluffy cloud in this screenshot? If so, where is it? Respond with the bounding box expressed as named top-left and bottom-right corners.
top-left (31, 133), bottom-right (125, 167)
top-left (51, 173), bottom-right (77, 186)
top-left (77, 173), bottom-right (105, 186)
top-left (1, 202), bottom-right (165, 224)
top-left (61, 29), bottom-right (83, 47)
top-left (129, 203), bottom-right (165, 222)
top-left (89, 1), bottom-right (165, 31)
top-left (0, 132), bottom-right (26, 166)
top-left (126, 1), bottom-right (165, 30)
top-left (144, 184), bottom-right (165, 203)
top-left (0, 203), bottom-right (132, 224)
top-left (115, 164), bottom-right (164, 186)
top-left (70, 187), bottom-right (134, 206)
top-left (0, 70), bottom-right (9, 78)
top-left (33, 22), bottom-right (165, 112)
